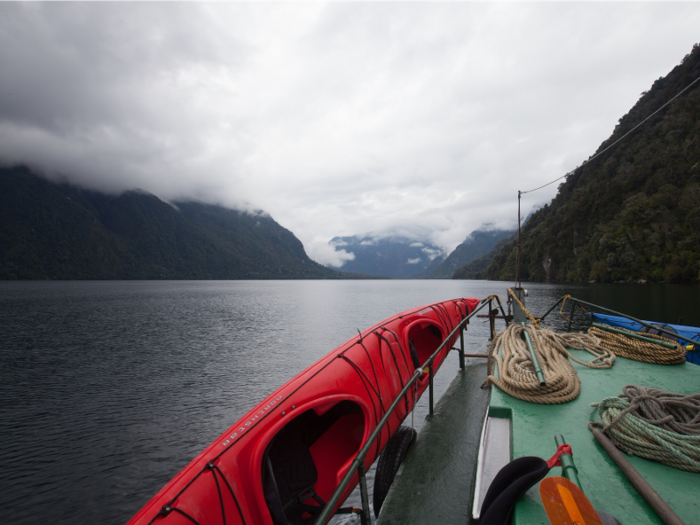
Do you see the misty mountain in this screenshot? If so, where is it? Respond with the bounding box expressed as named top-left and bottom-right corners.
top-left (418, 228), bottom-right (515, 279)
top-left (0, 166), bottom-right (366, 280)
top-left (462, 43), bottom-right (700, 284)
top-left (327, 236), bottom-right (444, 278)
top-left (452, 236), bottom-right (515, 280)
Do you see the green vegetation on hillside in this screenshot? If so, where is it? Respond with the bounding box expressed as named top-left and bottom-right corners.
top-left (465, 44), bottom-right (700, 284)
top-left (429, 229), bottom-right (514, 279)
top-left (452, 236), bottom-right (514, 280)
top-left (0, 167), bottom-right (367, 280)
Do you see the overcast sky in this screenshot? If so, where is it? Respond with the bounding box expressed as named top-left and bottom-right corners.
top-left (1, 2), bottom-right (698, 266)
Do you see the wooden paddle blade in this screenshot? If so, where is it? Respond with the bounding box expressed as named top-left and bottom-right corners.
top-left (539, 476), bottom-right (603, 525)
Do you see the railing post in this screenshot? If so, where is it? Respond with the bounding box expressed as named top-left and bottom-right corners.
top-left (489, 300), bottom-right (496, 341)
top-left (538, 296), bottom-right (566, 324)
top-left (357, 462), bottom-right (372, 525)
top-left (567, 300), bottom-right (576, 332)
top-left (428, 362), bottom-right (434, 417)
top-left (459, 325), bottom-right (465, 370)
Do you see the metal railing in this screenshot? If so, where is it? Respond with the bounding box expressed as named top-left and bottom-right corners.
top-left (539, 295), bottom-right (699, 347)
top-left (313, 295), bottom-right (498, 525)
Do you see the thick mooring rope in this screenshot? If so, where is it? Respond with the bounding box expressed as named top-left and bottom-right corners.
top-left (592, 385), bottom-right (700, 472)
top-left (507, 288), bottom-right (540, 327)
top-left (486, 324), bottom-right (615, 404)
top-left (589, 325), bottom-right (686, 365)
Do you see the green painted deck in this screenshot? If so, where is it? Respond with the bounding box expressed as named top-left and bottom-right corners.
top-left (376, 351), bottom-right (490, 525)
top-left (374, 341), bottom-right (700, 525)
top-left (493, 350), bottom-right (700, 525)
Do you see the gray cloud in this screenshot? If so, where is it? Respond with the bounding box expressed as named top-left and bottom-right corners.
top-left (1, 2), bottom-right (698, 265)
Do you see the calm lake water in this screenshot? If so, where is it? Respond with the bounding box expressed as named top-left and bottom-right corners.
top-left (1, 280), bottom-right (698, 524)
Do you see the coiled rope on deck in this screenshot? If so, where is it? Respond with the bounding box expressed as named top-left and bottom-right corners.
top-left (592, 385), bottom-right (700, 472)
top-left (588, 325), bottom-right (686, 365)
top-left (486, 324), bottom-right (615, 404)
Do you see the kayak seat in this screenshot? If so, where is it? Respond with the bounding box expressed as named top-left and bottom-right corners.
top-left (409, 340), bottom-right (421, 369)
top-left (262, 402), bottom-right (364, 524)
top-left (263, 424), bottom-right (325, 525)
top-left (407, 323), bottom-right (443, 371)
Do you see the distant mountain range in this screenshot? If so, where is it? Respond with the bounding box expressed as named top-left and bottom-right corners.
top-left (0, 166), bottom-right (369, 280)
top-left (421, 228), bottom-right (514, 279)
top-left (326, 229), bottom-right (513, 279)
top-left (0, 166), bottom-right (512, 281)
top-left (327, 236), bottom-right (445, 278)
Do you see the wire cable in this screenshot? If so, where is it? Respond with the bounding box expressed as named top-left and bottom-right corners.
top-left (521, 73), bottom-right (700, 196)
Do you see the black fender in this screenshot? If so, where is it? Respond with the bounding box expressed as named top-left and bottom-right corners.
top-left (372, 425), bottom-right (417, 517)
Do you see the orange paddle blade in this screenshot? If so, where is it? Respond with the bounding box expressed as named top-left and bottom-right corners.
top-left (539, 476), bottom-right (603, 525)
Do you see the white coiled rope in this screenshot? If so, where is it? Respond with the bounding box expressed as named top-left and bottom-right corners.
top-left (486, 324), bottom-right (615, 404)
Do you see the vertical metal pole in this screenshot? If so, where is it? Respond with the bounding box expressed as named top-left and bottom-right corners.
top-left (517, 191), bottom-right (522, 289)
top-left (357, 462), bottom-right (371, 525)
top-left (459, 328), bottom-right (465, 369)
top-left (489, 300), bottom-right (496, 341)
top-left (567, 300), bottom-right (576, 332)
top-left (429, 363), bottom-right (434, 417)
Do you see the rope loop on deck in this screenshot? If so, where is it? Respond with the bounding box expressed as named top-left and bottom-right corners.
top-left (559, 294), bottom-right (574, 323)
top-left (485, 324), bottom-right (615, 404)
top-left (592, 385), bottom-right (700, 472)
top-left (589, 325), bottom-right (686, 364)
top-left (558, 294), bottom-right (590, 324)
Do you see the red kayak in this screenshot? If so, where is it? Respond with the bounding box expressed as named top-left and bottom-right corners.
top-left (128, 297), bottom-right (479, 525)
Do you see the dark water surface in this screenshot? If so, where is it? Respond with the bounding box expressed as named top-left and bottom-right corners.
top-left (1, 280), bottom-right (698, 524)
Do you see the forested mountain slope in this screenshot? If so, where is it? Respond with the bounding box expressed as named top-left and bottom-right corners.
top-left (426, 228), bottom-right (513, 279)
top-left (452, 236), bottom-right (514, 280)
top-left (0, 166), bottom-right (360, 280)
top-left (473, 44), bottom-right (700, 284)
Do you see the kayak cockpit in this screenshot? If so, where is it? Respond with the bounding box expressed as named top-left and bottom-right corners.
top-left (406, 320), bottom-right (444, 370)
top-left (263, 400), bottom-right (364, 525)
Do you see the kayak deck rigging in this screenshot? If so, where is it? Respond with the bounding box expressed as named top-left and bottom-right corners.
top-left (128, 297), bottom-right (482, 525)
